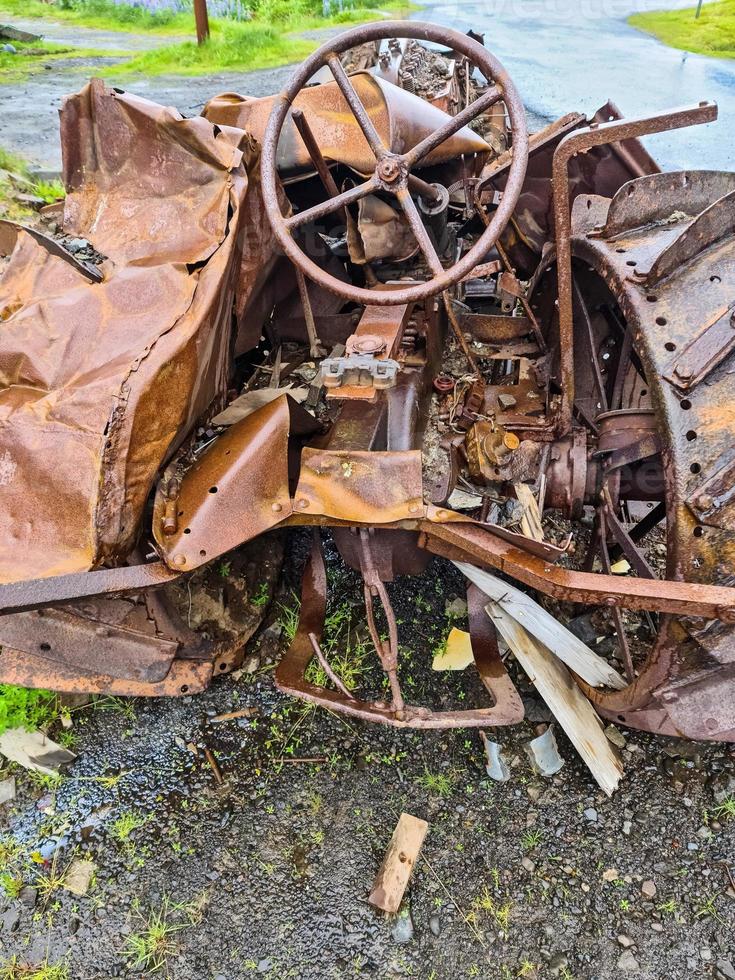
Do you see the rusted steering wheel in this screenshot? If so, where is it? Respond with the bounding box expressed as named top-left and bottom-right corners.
top-left (261, 21), bottom-right (529, 307)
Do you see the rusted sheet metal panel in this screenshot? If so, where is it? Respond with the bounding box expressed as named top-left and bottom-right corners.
top-left (642, 189), bottom-right (735, 286)
top-left (0, 646), bottom-right (212, 697)
top-left (600, 171), bottom-right (735, 239)
top-left (294, 448), bottom-right (424, 523)
top-left (204, 73), bottom-right (490, 179)
top-left (0, 607), bottom-right (178, 683)
top-left (153, 395), bottom-right (298, 572)
top-left (0, 79), bottom-right (271, 584)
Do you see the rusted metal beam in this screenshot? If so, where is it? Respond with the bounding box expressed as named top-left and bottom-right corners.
top-left (0, 563), bottom-right (180, 618)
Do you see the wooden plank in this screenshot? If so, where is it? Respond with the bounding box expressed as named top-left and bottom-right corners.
top-left (368, 812), bottom-right (429, 913)
top-left (514, 482), bottom-right (545, 542)
top-left (453, 561), bottom-right (626, 690)
top-left (487, 602), bottom-right (624, 796)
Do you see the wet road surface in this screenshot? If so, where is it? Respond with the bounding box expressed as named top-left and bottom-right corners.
top-left (415, 0), bottom-right (735, 170)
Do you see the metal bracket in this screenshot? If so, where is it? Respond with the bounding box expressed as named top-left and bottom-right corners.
top-left (320, 354), bottom-right (400, 389)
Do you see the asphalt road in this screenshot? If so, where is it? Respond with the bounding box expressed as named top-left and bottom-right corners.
top-left (414, 0), bottom-right (735, 170)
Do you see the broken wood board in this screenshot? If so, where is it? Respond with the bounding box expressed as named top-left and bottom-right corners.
top-left (0, 728), bottom-right (76, 776)
top-left (453, 561), bottom-right (626, 690)
top-left (514, 482), bottom-right (545, 542)
top-left (487, 602), bottom-right (623, 796)
top-left (368, 812), bottom-right (429, 913)
top-left (432, 627), bottom-right (474, 671)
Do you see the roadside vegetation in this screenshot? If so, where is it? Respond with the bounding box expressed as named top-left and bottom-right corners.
top-left (0, 0), bottom-right (416, 76)
top-left (0, 147), bottom-right (64, 221)
top-left (0, 684), bottom-right (60, 737)
top-left (629, 0), bottom-right (735, 59)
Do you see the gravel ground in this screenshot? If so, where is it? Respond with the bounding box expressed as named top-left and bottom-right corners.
top-left (1, 532), bottom-right (734, 980)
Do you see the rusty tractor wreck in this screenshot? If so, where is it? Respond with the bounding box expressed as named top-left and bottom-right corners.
top-left (0, 23), bottom-right (733, 742)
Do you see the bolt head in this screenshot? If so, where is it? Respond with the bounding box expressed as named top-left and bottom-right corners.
top-left (377, 157), bottom-right (401, 183)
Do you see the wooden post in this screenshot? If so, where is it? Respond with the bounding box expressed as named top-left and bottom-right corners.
top-left (695, 0), bottom-right (703, 17)
top-left (194, 0), bottom-right (210, 44)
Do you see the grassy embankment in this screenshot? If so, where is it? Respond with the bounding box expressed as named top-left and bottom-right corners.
top-left (0, 0), bottom-right (416, 77)
top-left (629, 0), bottom-right (735, 59)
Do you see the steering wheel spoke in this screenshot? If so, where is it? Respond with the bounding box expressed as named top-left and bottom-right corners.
top-left (404, 85), bottom-right (504, 168)
top-left (327, 54), bottom-right (387, 160)
top-left (397, 187), bottom-right (444, 276)
top-left (285, 175), bottom-right (379, 230)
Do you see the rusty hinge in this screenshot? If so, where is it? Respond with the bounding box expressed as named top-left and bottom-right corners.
top-left (664, 304), bottom-right (735, 392)
top-left (687, 453), bottom-right (735, 528)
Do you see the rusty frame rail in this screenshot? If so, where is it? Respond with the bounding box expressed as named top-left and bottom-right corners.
top-left (2, 518), bottom-right (735, 622)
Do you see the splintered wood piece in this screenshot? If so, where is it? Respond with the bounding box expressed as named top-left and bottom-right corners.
top-left (368, 812), bottom-right (429, 913)
top-left (487, 602), bottom-right (624, 796)
top-left (454, 561), bottom-right (626, 690)
top-left (514, 482), bottom-right (545, 542)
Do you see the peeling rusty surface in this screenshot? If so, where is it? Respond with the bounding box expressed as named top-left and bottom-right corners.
top-left (0, 647), bottom-right (212, 697)
top-left (293, 448), bottom-right (424, 524)
top-left (153, 395), bottom-right (300, 572)
top-left (205, 72), bottom-right (490, 179)
top-left (0, 78), bottom-right (272, 583)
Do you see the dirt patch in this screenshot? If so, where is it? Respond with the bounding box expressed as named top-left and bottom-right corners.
top-left (0, 533), bottom-right (733, 979)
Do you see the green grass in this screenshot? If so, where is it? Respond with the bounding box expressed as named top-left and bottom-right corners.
top-left (0, 960), bottom-right (70, 980)
top-left (109, 810), bottom-right (147, 843)
top-left (0, 0), bottom-right (193, 34)
top-left (107, 9), bottom-right (392, 78)
top-left (0, 683), bottom-right (59, 736)
top-left (417, 766), bottom-right (454, 797)
top-left (629, 0), bottom-right (735, 59)
top-left (123, 898), bottom-right (187, 974)
top-left (0, 148), bottom-right (65, 217)
top-left (0, 0), bottom-right (416, 77)
top-left (712, 795), bottom-right (735, 821)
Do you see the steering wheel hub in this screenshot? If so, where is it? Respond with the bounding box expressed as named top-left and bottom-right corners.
top-left (377, 155), bottom-right (403, 184)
